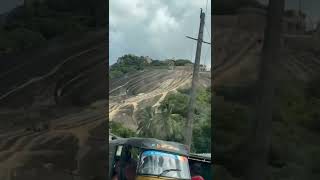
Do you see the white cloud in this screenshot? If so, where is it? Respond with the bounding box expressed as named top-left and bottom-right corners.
top-left (148, 7), bottom-right (179, 33)
top-left (109, 0), bottom-right (212, 66)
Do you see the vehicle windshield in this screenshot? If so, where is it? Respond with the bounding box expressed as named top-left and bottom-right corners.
top-left (137, 150), bottom-right (191, 179)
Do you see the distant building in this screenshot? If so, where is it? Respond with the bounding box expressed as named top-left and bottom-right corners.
top-left (282, 10), bottom-right (306, 34)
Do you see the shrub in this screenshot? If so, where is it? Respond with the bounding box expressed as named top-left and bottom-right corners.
top-left (174, 59), bottom-right (192, 66)
top-left (109, 121), bottom-right (136, 138)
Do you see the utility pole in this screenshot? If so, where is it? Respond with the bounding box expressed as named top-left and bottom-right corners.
top-left (298, 0), bottom-right (302, 29)
top-left (184, 9), bottom-right (206, 150)
top-left (245, 0), bottom-right (285, 179)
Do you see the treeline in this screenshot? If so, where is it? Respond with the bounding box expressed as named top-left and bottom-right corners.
top-left (110, 54), bottom-right (194, 79)
top-left (110, 87), bottom-right (211, 153)
top-left (0, 0), bottom-right (106, 54)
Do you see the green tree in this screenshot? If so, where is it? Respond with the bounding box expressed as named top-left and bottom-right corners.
top-left (174, 59), bottom-right (192, 66)
top-left (110, 121), bottom-right (136, 138)
top-left (160, 93), bottom-right (189, 116)
top-left (135, 88), bottom-right (211, 153)
top-left (136, 106), bottom-right (156, 137)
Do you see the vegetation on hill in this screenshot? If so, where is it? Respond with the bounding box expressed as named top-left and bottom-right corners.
top-left (136, 87), bottom-right (211, 153)
top-left (109, 121), bottom-right (136, 138)
top-left (110, 54), bottom-right (194, 79)
top-left (213, 77), bottom-right (320, 179)
top-left (109, 86), bottom-right (211, 153)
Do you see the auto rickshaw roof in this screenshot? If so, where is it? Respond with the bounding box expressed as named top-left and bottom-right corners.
top-left (188, 153), bottom-right (211, 163)
top-left (109, 137), bottom-right (189, 156)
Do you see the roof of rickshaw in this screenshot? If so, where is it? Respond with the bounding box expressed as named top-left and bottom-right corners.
top-left (109, 137), bottom-right (189, 156)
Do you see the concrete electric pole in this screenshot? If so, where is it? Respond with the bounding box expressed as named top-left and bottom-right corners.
top-left (184, 9), bottom-right (207, 150)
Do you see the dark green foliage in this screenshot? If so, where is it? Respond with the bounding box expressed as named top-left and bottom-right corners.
top-left (192, 118), bottom-right (211, 153)
top-left (177, 88), bottom-right (191, 94)
top-left (215, 76), bottom-right (320, 178)
top-left (150, 60), bottom-right (166, 66)
top-left (136, 88), bottom-right (211, 153)
top-left (109, 121), bottom-right (136, 138)
top-left (213, 96), bottom-right (250, 146)
top-left (109, 70), bottom-right (123, 79)
top-left (136, 106), bottom-right (156, 138)
top-left (136, 104), bottom-right (184, 142)
top-left (109, 55), bottom-right (194, 78)
top-left (110, 54), bottom-right (149, 79)
top-left (160, 93), bottom-right (189, 116)
top-left (174, 59), bottom-right (192, 66)
top-left (273, 80), bottom-right (320, 132)
top-left (117, 54), bottom-right (145, 66)
top-left (0, 0), bottom-right (105, 54)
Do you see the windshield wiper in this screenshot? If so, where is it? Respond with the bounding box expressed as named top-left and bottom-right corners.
top-left (158, 168), bottom-right (181, 177)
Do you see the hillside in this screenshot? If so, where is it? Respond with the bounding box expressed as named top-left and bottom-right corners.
top-left (109, 68), bottom-right (211, 130)
top-left (212, 8), bottom-right (320, 180)
top-left (0, 29), bottom-right (108, 179)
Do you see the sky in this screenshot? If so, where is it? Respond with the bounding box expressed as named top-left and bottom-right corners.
top-left (109, 0), bottom-right (212, 67)
top-left (1, 0), bottom-right (318, 67)
top-left (258, 0), bottom-right (320, 29)
top-left (0, 0), bottom-right (23, 14)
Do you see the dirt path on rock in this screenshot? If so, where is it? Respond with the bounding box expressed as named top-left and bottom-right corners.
top-left (0, 102), bottom-right (107, 179)
top-left (109, 70), bottom-right (193, 121)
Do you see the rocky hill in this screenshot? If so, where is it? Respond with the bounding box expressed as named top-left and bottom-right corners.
top-left (0, 29), bottom-right (108, 180)
top-left (213, 7), bottom-right (320, 180)
top-left (109, 68), bottom-right (211, 130)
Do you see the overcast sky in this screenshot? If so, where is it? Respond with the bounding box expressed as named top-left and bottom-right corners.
top-left (109, 0), bottom-right (212, 66)
top-left (0, 0), bottom-right (23, 14)
top-left (258, 0), bottom-right (320, 29)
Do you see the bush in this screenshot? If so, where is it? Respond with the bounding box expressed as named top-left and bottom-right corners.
top-left (160, 92), bottom-right (189, 116)
top-left (174, 59), bottom-right (192, 66)
top-left (136, 87), bottom-right (211, 153)
top-left (110, 70), bottom-right (124, 79)
top-left (109, 54), bottom-right (149, 77)
top-left (110, 121), bottom-right (136, 138)
top-left (213, 94), bottom-right (250, 147)
top-left (150, 60), bottom-right (166, 66)
top-left (192, 119), bottom-right (211, 153)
